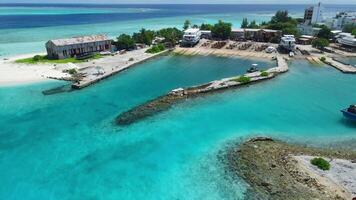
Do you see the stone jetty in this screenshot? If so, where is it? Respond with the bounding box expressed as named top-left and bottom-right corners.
top-left (325, 57), bottom-right (356, 74)
top-left (116, 56), bottom-right (288, 125)
top-left (72, 49), bottom-right (169, 89)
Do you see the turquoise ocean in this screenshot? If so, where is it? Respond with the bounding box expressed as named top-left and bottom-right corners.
top-left (0, 4), bottom-right (356, 200)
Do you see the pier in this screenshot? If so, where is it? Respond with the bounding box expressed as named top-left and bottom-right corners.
top-left (116, 55), bottom-right (288, 125)
top-left (71, 49), bottom-right (169, 89)
top-left (325, 57), bottom-right (356, 74)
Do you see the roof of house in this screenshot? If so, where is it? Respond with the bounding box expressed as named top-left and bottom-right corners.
top-left (48, 35), bottom-right (110, 46)
top-left (231, 28), bottom-right (280, 33)
top-left (184, 28), bottom-right (200, 34)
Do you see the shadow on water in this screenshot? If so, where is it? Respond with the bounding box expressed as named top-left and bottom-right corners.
top-left (339, 118), bottom-right (356, 129)
top-left (42, 84), bottom-right (74, 95)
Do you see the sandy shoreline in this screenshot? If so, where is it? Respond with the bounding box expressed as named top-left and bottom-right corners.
top-left (0, 52), bottom-right (70, 87)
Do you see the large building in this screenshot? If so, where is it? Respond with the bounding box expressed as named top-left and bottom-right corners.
top-left (304, 2), bottom-right (324, 25)
top-left (328, 12), bottom-right (356, 30)
top-left (46, 35), bottom-right (112, 59)
top-left (181, 28), bottom-right (202, 47)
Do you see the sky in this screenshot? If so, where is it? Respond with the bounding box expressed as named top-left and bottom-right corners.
top-left (0, 0), bottom-right (355, 4)
top-left (0, 0), bottom-right (356, 4)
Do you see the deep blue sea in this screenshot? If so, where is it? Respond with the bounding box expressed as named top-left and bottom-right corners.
top-left (0, 4), bottom-right (356, 200)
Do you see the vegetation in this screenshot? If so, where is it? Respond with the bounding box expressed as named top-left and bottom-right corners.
top-left (183, 20), bottom-right (191, 30)
top-left (267, 11), bottom-right (299, 36)
top-left (311, 157), bottom-right (331, 171)
top-left (132, 28), bottom-right (155, 46)
top-left (145, 44), bottom-right (165, 54)
top-left (156, 27), bottom-right (183, 46)
top-left (316, 25), bottom-right (332, 40)
top-left (312, 38), bottom-right (329, 50)
top-left (320, 57), bottom-right (326, 62)
top-left (343, 24), bottom-right (356, 35)
top-left (114, 34), bottom-right (135, 50)
top-left (200, 23), bottom-right (214, 31)
top-left (16, 54), bottom-right (102, 64)
top-left (241, 18), bottom-right (249, 28)
top-left (260, 71), bottom-right (269, 77)
top-left (129, 57), bottom-right (134, 61)
top-left (211, 20), bottom-right (232, 40)
top-left (67, 68), bottom-right (77, 75)
top-left (233, 76), bottom-right (251, 83)
top-left (241, 10), bottom-right (300, 36)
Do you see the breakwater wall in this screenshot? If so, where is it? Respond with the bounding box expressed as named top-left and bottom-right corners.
top-left (116, 56), bottom-right (288, 126)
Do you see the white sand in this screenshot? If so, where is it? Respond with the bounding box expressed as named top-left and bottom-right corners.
top-left (294, 155), bottom-right (356, 199)
top-left (0, 53), bottom-right (69, 86)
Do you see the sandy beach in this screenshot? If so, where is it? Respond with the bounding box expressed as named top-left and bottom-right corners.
top-left (0, 53), bottom-right (69, 86)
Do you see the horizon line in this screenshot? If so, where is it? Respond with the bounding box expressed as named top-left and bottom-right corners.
top-left (1, 2), bottom-right (356, 5)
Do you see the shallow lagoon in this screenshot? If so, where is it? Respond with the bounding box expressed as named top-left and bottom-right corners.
top-left (0, 55), bottom-right (355, 200)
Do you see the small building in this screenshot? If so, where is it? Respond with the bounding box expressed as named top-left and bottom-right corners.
top-left (231, 29), bottom-right (281, 42)
top-left (337, 36), bottom-right (356, 49)
top-left (279, 35), bottom-right (296, 52)
top-left (200, 30), bottom-right (212, 39)
top-left (297, 35), bottom-right (316, 45)
top-left (46, 35), bottom-right (112, 59)
top-left (181, 28), bottom-right (201, 47)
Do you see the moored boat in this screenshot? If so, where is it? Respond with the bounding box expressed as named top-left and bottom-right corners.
top-left (247, 64), bottom-right (259, 73)
top-left (341, 105), bottom-right (356, 121)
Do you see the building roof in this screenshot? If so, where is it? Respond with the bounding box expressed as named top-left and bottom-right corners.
top-left (49, 35), bottom-right (110, 46)
top-left (232, 28), bottom-right (280, 33)
top-left (184, 28), bottom-right (200, 34)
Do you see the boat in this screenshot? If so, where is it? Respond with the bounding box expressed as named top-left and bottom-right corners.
top-left (247, 64), bottom-right (259, 73)
top-left (341, 105), bottom-right (356, 121)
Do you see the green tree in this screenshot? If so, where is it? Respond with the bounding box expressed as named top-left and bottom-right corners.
top-left (183, 20), bottom-right (191, 30)
top-left (156, 28), bottom-right (183, 45)
top-left (211, 20), bottom-right (232, 40)
top-left (241, 18), bottom-right (249, 28)
top-left (248, 20), bottom-right (260, 29)
top-left (132, 28), bottom-right (155, 46)
top-left (312, 38), bottom-right (329, 50)
top-left (114, 34), bottom-right (135, 50)
top-left (200, 23), bottom-right (214, 30)
top-left (271, 10), bottom-right (290, 23)
top-left (352, 29), bottom-right (356, 36)
top-left (192, 24), bottom-right (199, 28)
top-left (343, 23), bottom-right (356, 33)
top-left (317, 25), bottom-right (332, 40)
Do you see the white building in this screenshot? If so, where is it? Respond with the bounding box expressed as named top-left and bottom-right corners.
top-left (328, 12), bottom-right (356, 30)
top-left (279, 35), bottom-right (296, 51)
top-left (338, 36), bottom-right (356, 48)
top-left (182, 28), bottom-right (201, 46)
top-left (304, 2), bottom-right (324, 25)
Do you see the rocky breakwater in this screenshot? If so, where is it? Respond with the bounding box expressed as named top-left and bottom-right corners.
top-left (116, 56), bottom-right (288, 125)
top-left (222, 137), bottom-right (356, 200)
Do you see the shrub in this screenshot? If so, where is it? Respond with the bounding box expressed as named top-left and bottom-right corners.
top-left (146, 44), bottom-right (165, 54)
top-left (320, 57), bottom-right (326, 62)
top-left (311, 157), bottom-right (330, 171)
top-left (68, 68), bottom-right (77, 75)
top-left (261, 71), bottom-right (269, 77)
top-left (233, 76), bottom-right (251, 83)
top-left (33, 55), bottom-right (43, 61)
